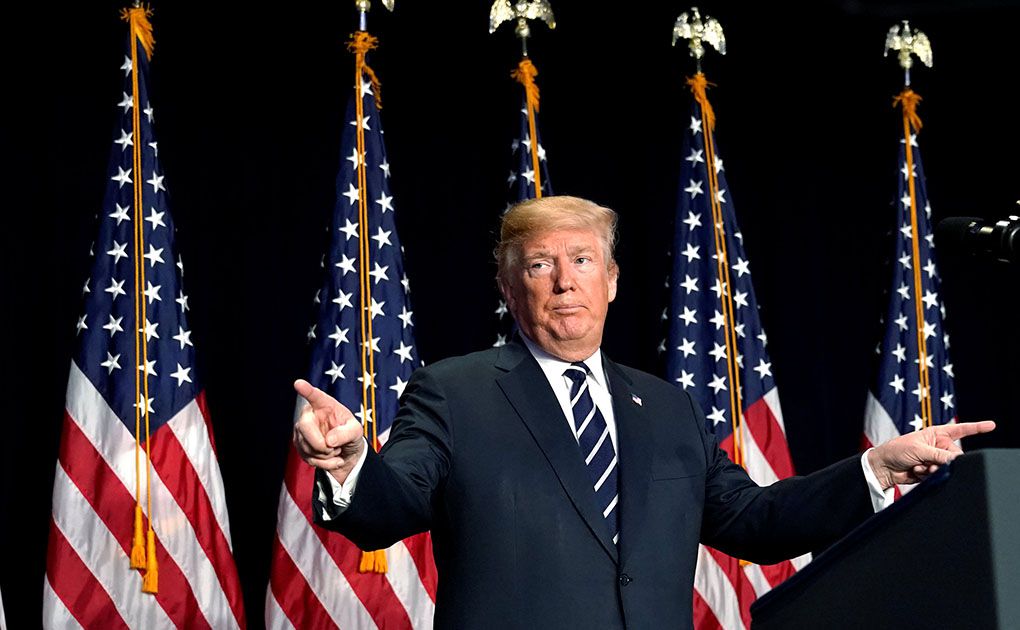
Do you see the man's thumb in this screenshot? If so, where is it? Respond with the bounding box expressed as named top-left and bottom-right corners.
top-left (325, 421), bottom-right (360, 448)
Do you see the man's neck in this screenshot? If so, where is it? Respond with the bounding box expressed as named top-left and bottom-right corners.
top-left (518, 332), bottom-right (601, 365)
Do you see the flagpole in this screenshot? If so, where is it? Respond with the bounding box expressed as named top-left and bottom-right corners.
top-left (885, 21), bottom-right (934, 428)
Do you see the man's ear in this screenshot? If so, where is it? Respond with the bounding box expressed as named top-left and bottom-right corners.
top-left (497, 278), bottom-right (515, 311)
top-left (607, 262), bottom-right (619, 303)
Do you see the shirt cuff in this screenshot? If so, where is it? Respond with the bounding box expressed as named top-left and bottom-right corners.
top-left (860, 448), bottom-right (895, 512)
top-left (314, 438), bottom-right (369, 521)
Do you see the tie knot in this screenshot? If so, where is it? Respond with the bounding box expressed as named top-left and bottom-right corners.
top-left (564, 362), bottom-right (589, 385)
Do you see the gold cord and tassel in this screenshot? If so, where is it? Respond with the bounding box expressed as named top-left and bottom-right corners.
top-left (121, 4), bottom-right (159, 592)
top-left (894, 88), bottom-right (933, 429)
top-left (688, 74), bottom-right (751, 568)
top-left (348, 32), bottom-right (383, 110)
top-left (350, 30), bottom-right (387, 574)
top-left (686, 73), bottom-right (716, 132)
top-left (512, 59), bottom-right (544, 197)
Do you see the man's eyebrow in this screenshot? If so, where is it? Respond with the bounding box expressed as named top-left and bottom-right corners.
top-left (522, 249), bottom-right (553, 261)
top-left (523, 245), bottom-right (598, 261)
top-left (567, 245), bottom-right (598, 257)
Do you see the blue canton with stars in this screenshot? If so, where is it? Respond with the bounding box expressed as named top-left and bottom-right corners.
top-left (493, 96), bottom-right (552, 347)
top-left (75, 33), bottom-right (197, 436)
top-left (869, 132), bottom-right (956, 433)
top-left (305, 70), bottom-right (418, 441)
top-left (663, 101), bottom-right (776, 436)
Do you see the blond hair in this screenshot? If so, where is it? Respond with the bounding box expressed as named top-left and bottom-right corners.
top-left (495, 195), bottom-right (618, 283)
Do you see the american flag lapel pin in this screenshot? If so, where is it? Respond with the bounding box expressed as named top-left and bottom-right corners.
top-left (631, 393), bottom-right (642, 406)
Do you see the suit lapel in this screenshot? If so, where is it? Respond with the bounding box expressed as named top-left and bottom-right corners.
top-left (495, 341), bottom-right (619, 563)
top-left (603, 355), bottom-right (651, 564)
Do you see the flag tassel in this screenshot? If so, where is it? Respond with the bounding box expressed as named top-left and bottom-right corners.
top-left (359, 549), bottom-right (388, 574)
top-left (141, 529), bottom-right (159, 593)
top-left (130, 505), bottom-right (147, 569)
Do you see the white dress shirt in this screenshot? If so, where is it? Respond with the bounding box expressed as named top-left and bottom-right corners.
top-left (518, 334), bottom-right (618, 452)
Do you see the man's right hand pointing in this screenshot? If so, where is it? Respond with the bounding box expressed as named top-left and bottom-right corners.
top-left (293, 379), bottom-right (365, 484)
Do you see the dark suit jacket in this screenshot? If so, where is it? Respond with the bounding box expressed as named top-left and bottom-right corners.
top-left (315, 340), bottom-right (873, 629)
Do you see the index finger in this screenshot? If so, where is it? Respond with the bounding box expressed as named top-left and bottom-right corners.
top-left (294, 379), bottom-right (338, 410)
top-left (941, 420), bottom-right (997, 440)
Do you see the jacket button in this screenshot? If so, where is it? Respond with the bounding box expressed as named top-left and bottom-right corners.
top-left (619, 574), bottom-right (632, 586)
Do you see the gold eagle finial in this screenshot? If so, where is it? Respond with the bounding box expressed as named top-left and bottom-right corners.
top-left (489, 0), bottom-right (556, 39)
top-left (672, 7), bottom-right (726, 61)
top-left (884, 21), bottom-right (931, 86)
top-left (884, 21), bottom-right (932, 70)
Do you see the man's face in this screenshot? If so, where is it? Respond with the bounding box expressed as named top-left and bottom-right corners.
top-left (501, 227), bottom-right (618, 361)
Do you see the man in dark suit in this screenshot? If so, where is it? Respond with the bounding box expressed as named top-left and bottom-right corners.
top-left (293, 196), bottom-right (993, 629)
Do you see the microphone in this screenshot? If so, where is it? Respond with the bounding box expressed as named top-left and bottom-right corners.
top-left (935, 216), bottom-right (1020, 263)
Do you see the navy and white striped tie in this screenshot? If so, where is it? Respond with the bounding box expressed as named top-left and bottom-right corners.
top-left (564, 362), bottom-right (619, 544)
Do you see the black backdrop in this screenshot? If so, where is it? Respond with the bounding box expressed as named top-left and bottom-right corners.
top-left (4, 1), bottom-right (1019, 627)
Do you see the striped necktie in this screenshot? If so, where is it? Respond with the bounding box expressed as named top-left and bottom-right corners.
top-left (563, 361), bottom-right (619, 544)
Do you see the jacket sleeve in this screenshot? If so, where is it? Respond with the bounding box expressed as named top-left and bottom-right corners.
top-left (691, 394), bottom-right (874, 564)
top-left (313, 366), bottom-right (453, 550)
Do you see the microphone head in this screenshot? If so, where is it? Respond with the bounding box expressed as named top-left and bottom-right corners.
top-left (935, 216), bottom-right (983, 254)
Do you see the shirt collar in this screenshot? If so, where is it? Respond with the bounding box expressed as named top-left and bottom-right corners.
top-left (519, 333), bottom-right (607, 389)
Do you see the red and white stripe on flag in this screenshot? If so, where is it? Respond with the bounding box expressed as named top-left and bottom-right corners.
top-left (692, 389), bottom-right (811, 630)
top-left (265, 425), bottom-right (438, 629)
top-left (43, 364), bottom-right (246, 628)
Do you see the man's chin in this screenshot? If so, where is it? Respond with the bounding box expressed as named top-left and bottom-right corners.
top-left (547, 327), bottom-right (601, 351)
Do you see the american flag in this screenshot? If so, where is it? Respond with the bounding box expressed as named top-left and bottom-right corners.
top-left (661, 74), bottom-right (807, 630)
top-left (494, 58), bottom-right (552, 347)
top-left (266, 31), bottom-right (438, 629)
top-left (43, 7), bottom-right (246, 628)
top-left (863, 90), bottom-right (956, 477)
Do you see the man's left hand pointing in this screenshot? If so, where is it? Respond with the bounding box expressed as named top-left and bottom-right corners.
top-left (868, 420), bottom-right (997, 489)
